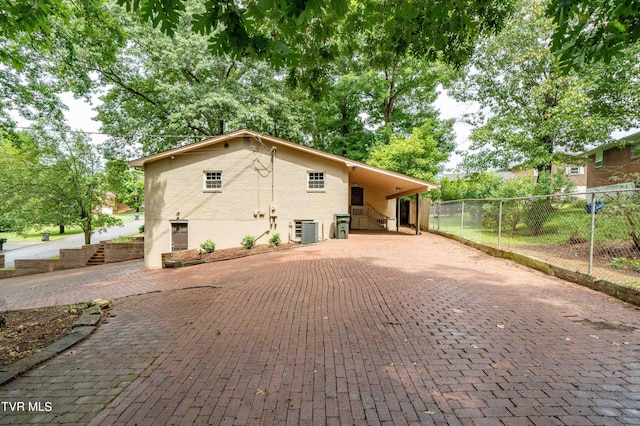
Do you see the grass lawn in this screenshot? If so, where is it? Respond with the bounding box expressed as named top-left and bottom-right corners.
top-left (0, 210), bottom-right (143, 243)
top-left (433, 201), bottom-right (634, 248)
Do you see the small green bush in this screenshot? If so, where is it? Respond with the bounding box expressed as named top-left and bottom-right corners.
top-left (610, 257), bottom-right (640, 272)
top-left (200, 240), bottom-right (216, 253)
top-left (138, 224), bottom-right (145, 233)
top-left (241, 235), bottom-right (256, 249)
top-left (268, 233), bottom-right (281, 247)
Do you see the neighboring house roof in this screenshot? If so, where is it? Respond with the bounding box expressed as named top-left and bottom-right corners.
top-left (495, 171), bottom-right (518, 180)
top-left (584, 130), bottom-right (640, 156)
top-left (129, 129), bottom-right (438, 199)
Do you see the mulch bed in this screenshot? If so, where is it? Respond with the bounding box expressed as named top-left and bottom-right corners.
top-left (163, 243), bottom-right (299, 268)
top-left (0, 305), bottom-right (82, 367)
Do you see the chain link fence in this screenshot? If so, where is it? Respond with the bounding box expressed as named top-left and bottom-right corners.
top-left (430, 189), bottom-right (640, 289)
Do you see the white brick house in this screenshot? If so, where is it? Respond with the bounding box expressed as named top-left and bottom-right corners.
top-left (129, 129), bottom-right (437, 268)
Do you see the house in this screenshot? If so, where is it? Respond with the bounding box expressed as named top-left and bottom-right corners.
top-left (129, 129), bottom-right (438, 268)
top-left (508, 164), bottom-right (587, 192)
top-left (585, 131), bottom-right (640, 191)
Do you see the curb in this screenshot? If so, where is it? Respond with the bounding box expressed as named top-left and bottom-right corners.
top-left (0, 299), bottom-right (111, 386)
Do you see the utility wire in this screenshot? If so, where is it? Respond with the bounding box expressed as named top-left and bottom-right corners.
top-left (13, 126), bottom-right (206, 139)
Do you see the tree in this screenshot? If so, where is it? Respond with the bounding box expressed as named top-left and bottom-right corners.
top-left (366, 119), bottom-right (454, 182)
top-left (83, 4), bottom-right (310, 156)
top-left (105, 158), bottom-right (145, 212)
top-left (451, 0), bottom-right (640, 175)
top-left (433, 172), bottom-right (504, 201)
top-left (116, 0), bottom-right (515, 67)
top-left (547, 0), bottom-right (640, 71)
top-left (0, 128), bottom-right (121, 244)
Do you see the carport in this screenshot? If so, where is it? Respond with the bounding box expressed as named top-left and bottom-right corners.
top-left (345, 161), bottom-right (436, 234)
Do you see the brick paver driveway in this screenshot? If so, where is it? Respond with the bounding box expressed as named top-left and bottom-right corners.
top-left (0, 231), bottom-right (638, 425)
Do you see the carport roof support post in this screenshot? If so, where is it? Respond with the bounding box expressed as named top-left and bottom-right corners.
top-left (416, 193), bottom-right (420, 235)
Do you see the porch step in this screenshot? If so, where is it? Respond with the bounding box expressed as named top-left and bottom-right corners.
top-left (87, 245), bottom-right (106, 266)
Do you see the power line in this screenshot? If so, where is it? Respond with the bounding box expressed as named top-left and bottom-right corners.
top-left (12, 126), bottom-right (206, 139)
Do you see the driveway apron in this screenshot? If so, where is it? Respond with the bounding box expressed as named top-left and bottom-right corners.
top-left (0, 232), bottom-right (638, 425)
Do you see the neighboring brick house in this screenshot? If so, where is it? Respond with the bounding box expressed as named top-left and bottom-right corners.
top-left (508, 163), bottom-right (587, 192)
top-left (585, 131), bottom-right (640, 191)
top-left (129, 129), bottom-right (437, 268)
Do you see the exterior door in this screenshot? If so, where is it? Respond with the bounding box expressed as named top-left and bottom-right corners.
top-left (171, 222), bottom-right (188, 251)
top-left (400, 200), bottom-right (410, 225)
top-left (351, 186), bottom-right (364, 206)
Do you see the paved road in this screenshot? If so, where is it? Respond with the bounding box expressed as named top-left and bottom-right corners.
top-left (0, 231), bottom-right (638, 425)
top-left (1, 217), bottom-right (144, 268)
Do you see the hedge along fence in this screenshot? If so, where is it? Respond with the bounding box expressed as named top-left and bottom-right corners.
top-left (0, 239), bottom-right (144, 279)
top-left (430, 189), bottom-right (640, 293)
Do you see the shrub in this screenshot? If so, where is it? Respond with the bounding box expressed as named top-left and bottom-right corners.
top-left (200, 240), bottom-right (216, 253)
top-left (241, 235), bottom-right (256, 249)
top-left (269, 233), bottom-right (281, 247)
top-left (138, 224), bottom-right (145, 233)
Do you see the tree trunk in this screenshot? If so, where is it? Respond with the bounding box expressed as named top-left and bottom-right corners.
top-left (59, 225), bottom-right (65, 234)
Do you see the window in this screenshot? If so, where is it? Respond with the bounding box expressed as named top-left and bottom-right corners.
top-left (307, 172), bottom-right (325, 190)
top-left (566, 166), bottom-right (583, 175)
top-left (632, 143), bottom-right (640, 159)
top-left (203, 171), bottom-right (222, 191)
top-left (595, 151), bottom-right (603, 168)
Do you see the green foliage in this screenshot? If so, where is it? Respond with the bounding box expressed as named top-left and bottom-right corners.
top-left (0, 127), bottom-right (121, 245)
top-left (366, 120), bottom-right (453, 181)
top-left (200, 239), bottom-right (216, 253)
top-left (115, 0), bottom-right (513, 67)
top-left (547, 0), bottom-right (640, 72)
top-left (598, 180), bottom-right (640, 251)
top-left (241, 235), bottom-right (256, 250)
top-left (452, 0), bottom-right (640, 174)
top-left (90, 7), bottom-right (310, 155)
top-left (268, 233), bottom-right (281, 247)
top-left (138, 224), bottom-right (145, 233)
top-left (477, 171), bottom-right (574, 235)
top-left (433, 172), bottom-right (504, 201)
top-left (105, 159), bottom-right (145, 212)
top-left (610, 258), bottom-right (640, 273)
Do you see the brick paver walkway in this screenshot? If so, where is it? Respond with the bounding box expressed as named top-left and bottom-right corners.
top-left (0, 231), bottom-right (638, 425)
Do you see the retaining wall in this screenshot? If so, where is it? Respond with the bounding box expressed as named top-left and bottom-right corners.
top-left (0, 239), bottom-right (144, 279)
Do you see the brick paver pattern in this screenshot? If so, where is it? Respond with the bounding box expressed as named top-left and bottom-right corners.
top-left (0, 232), bottom-right (638, 425)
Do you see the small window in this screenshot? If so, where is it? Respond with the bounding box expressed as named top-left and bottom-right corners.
top-left (307, 172), bottom-right (325, 190)
top-left (595, 151), bottom-right (603, 168)
top-left (631, 143), bottom-right (640, 159)
top-left (203, 171), bottom-right (222, 191)
top-left (567, 166), bottom-right (583, 175)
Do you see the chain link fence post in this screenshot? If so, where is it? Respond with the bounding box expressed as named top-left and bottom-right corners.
top-left (588, 192), bottom-right (596, 275)
top-left (460, 200), bottom-right (465, 237)
top-left (498, 200), bottom-right (503, 250)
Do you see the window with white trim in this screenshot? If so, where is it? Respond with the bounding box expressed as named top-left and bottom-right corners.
top-left (307, 172), bottom-right (325, 190)
top-left (595, 151), bottom-right (603, 168)
top-left (203, 171), bottom-right (222, 191)
top-left (566, 166), bottom-right (583, 175)
top-left (631, 143), bottom-right (640, 159)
